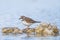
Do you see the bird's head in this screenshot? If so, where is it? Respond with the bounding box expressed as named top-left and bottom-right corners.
top-left (19, 16), bottom-right (26, 20)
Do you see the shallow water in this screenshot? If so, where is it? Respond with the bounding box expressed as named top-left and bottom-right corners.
top-left (1, 34), bottom-right (60, 40)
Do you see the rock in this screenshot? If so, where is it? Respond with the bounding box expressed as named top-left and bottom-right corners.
top-left (43, 28), bottom-right (55, 36)
top-left (35, 23), bottom-right (59, 36)
top-left (35, 26), bottom-right (43, 36)
top-left (12, 27), bottom-right (23, 35)
top-left (2, 23), bottom-right (59, 36)
top-left (22, 28), bottom-right (35, 35)
top-left (2, 27), bottom-right (23, 35)
top-left (2, 27), bottom-right (14, 35)
top-left (40, 22), bottom-right (50, 28)
top-left (52, 25), bottom-right (59, 36)
top-left (22, 27), bottom-right (35, 37)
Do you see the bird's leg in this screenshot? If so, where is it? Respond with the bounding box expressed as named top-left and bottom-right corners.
top-left (26, 25), bottom-right (30, 29)
top-left (27, 26), bottom-right (29, 28)
top-left (25, 25), bottom-right (31, 37)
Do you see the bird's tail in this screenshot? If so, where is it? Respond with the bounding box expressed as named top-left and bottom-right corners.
top-left (35, 21), bottom-right (41, 23)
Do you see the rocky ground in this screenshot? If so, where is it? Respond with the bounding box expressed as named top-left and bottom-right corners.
top-left (2, 22), bottom-right (60, 37)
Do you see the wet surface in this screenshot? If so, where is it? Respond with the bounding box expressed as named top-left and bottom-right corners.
top-left (0, 33), bottom-right (60, 40)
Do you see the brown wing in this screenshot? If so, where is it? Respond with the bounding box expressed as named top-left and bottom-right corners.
top-left (24, 17), bottom-right (36, 23)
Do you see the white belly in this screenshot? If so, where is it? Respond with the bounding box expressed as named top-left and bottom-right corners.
top-left (22, 21), bottom-right (32, 26)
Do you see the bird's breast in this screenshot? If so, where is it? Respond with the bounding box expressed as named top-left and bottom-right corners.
top-left (22, 21), bottom-right (33, 26)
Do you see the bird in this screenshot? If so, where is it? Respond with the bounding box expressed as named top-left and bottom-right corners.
top-left (19, 16), bottom-right (41, 28)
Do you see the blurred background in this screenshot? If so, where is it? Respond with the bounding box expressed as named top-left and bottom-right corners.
top-left (0, 0), bottom-right (60, 32)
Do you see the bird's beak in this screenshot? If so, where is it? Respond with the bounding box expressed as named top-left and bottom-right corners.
top-left (19, 18), bottom-right (21, 20)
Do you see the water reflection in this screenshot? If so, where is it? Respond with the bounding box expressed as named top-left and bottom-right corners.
top-left (2, 35), bottom-right (60, 40)
top-left (20, 36), bottom-right (60, 40)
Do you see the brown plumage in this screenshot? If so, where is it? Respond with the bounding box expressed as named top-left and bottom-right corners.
top-left (19, 16), bottom-right (41, 27)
